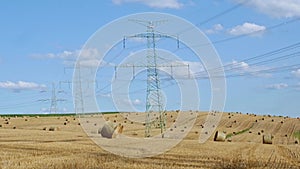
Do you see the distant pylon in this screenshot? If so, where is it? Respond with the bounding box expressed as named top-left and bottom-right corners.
top-left (65, 63), bottom-right (98, 114)
top-left (49, 83), bottom-right (57, 114)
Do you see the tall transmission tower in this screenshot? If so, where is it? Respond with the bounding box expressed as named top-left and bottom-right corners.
top-left (38, 83), bottom-right (66, 114)
top-left (49, 83), bottom-right (57, 114)
top-left (64, 64), bottom-right (98, 114)
top-left (121, 19), bottom-right (188, 137)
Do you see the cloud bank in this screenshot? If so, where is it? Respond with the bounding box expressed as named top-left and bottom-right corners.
top-left (0, 81), bottom-right (46, 92)
top-left (112, 0), bottom-right (183, 9)
top-left (235, 0), bottom-right (300, 18)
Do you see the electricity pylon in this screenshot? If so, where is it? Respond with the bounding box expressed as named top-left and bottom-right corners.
top-left (49, 83), bottom-right (57, 113)
top-left (38, 83), bottom-right (66, 114)
top-left (64, 64), bottom-right (98, 114)
top-left (121, 19), bottom-right (188, 137)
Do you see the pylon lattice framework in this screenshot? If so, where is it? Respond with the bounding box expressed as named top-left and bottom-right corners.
top-left (125, 20), bottom-right (180, 138)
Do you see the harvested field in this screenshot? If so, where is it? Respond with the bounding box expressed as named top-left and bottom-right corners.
top-left (0, 112), bottom-right (299, 169)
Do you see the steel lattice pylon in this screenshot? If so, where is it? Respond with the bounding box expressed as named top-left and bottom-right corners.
top-left (121, 20), bottom-right (188, 137)
top-left (144, 23), bottom-right (166, 137)
top-left (128, 20), bottom-right (170, 137)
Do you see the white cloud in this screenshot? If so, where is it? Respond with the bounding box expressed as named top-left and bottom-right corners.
top-left (98, 93), bottom-right (112, 98)
top-left (291, 69), bottom-right (300, 78)
top-left (265, 83), bottom-right (288, 90)
top-left (31, 48), bottom-right (105, 67)
top-left (229, 60), bottom-right (249, 70)
top-left (226, 60), bottom-right (271, 78)
top-left (160, 61), bottom-right (204, 78)
top-left (112, 0), bottom-right (183, 9)
top-left (0, 81), bottom-right (46, 92)
top-left (229, 22), bottom-right (266, 36)
top-left (235, 0), bottom-right (300, 18)
top-left (205, 24), bottom-right (224, 34)
top-left (132, 99), bottom-right (142, 105)
top-left (31, 50), bottom-right (79, 60)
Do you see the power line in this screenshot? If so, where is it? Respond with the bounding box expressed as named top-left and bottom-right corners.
top-left (191, 42), bottom-right (300, 77)
top-left (177, 1), bottom-right (247, 35)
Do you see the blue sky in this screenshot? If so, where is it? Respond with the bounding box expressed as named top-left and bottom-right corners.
top-left (0, 0), bottom-right (300, 117)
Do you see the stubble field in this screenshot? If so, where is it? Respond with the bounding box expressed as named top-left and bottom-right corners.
top-left (0, 112), bottom-right (299, 169)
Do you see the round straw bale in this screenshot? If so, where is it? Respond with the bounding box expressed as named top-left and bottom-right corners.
top-left (49, 127), bottom-right (58, 131)
top-left (214, 131), bottom-right (226, 142)
top-left (99, 121), bottom-right (116, 138)
top-left (263, 134), bottom-right (273, 144)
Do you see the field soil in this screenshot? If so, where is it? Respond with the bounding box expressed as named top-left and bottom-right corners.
top-left (0, 112), bottom-right (299, 169)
